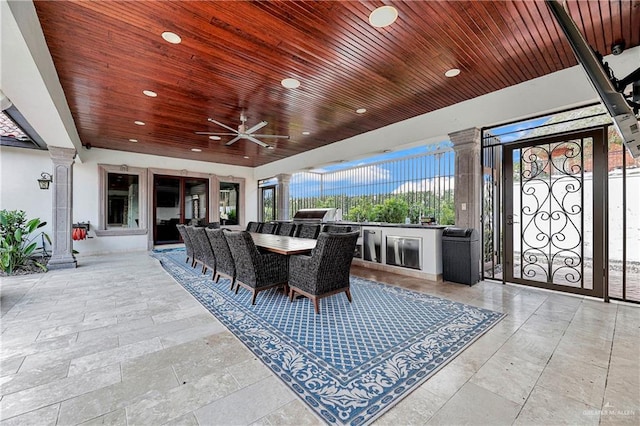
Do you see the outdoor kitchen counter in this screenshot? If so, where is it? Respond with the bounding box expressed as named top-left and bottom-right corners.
top-left (329, 222), bottom-right (445, 282)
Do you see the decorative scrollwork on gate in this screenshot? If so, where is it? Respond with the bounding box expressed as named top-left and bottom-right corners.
top-left (519, 140), bottom-right (583, 285)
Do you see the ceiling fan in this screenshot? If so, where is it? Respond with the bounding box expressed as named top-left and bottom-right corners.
top-left (195, 111), bottom-right (289, 149)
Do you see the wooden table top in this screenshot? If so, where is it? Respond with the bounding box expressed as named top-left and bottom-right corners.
top-left (249, 232), bottom-right (317, 255)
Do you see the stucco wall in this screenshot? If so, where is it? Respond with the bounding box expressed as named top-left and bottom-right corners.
top-left (0, 146), bottom-right (258, 256)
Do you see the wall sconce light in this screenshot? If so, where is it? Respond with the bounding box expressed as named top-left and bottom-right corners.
top-left (38, 172), bottom-right (53, 190)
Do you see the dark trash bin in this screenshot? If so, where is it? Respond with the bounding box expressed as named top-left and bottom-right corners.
top-left (442, 227), bottom-right (480, 285)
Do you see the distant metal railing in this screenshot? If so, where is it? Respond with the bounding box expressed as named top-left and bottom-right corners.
top-left (288, 143), bottom-right (455, 224)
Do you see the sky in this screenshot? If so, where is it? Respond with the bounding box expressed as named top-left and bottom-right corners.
top-left (286, 116), bottom-right (554, 199)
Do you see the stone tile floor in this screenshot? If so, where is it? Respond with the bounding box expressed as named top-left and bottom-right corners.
top-left (0, 251), bottom-right (638, 425)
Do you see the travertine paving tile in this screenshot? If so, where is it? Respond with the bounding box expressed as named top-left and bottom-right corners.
top-left (225, 357), bottom-right (274, 388)
top-left (0, 357), bottom-right (24, 377)
top-left (535, 353), bottom-right (608, 408)
top-left (37, 316), bottom-right (118, 341)
top-left (194, 375), bottom-right (295, 425)
top-left (1, 359), bottom-right (69, 395)
top-left (19, 335), bottom-right (119, 372)
top-left (427, 382), bottom-right (521, 425)
top-left (125, 369), bottom-right (240, 425)
top-left (0, 403), bottom-right (59, 426)
top-left (161, 412), bottom-right (200, 426)
top-left (0, 364), bottom-right (120, 420)
top-left (514, 384), bottom-right (600, 425)
top-left (57, 365), bottom-right (178, 425)
top-left (0, 333), bottom-right (78, 362)
top-left (259, 399), bottom-right (324, 425)
top-left (120, 338), bottom-right (214, 381)
top-left (159, 321), bottom-right (227, 348)
top-left (469, 351), bottom-right (545, 405)
top-left (79, 408), bottom-right (127, 426)
top-left (374, 386), bottom-right (447, 425)
top-left (68, 337), bottom-right (163, 376)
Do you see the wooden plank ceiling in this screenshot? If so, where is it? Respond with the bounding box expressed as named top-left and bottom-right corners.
top-left (34, 0), bottom-right (639, 167)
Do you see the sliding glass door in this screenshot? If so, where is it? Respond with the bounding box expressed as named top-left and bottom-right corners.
top-left (154, 175), bottom-right (208, 244)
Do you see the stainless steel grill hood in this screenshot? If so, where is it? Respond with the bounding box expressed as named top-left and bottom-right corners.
top-left (292, 208), bottom-right (336, 222)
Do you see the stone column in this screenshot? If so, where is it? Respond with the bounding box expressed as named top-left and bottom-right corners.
top-left (449, 128), bottom-right (482, 232)
top-left (47, 146), bottom-right (77, 270)
top-left (275, 173), bottom-right (291, 221)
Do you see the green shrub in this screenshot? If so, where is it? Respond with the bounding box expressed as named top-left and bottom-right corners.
top-left (371, 198), bottom-right (409, 223)
top-left (0, 210), bottom-right (49, 274)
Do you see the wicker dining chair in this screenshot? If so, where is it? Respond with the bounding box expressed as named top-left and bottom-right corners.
top-left (321, 224), bottom-right (353, 234)
top-left (205, 228), bottom-right (236, 289)
top-left (224, 231), bottom-right (289, 305)
top-left (176, 224), bottom-right (195, 266)
top-left (275, 222), bottom-right (296, 237)
top-left (186, 226), bottom-right (216, 276)
top-left (288, 231), bottom-right (359, 314)
top-left (295, 223), bottom-right (321, 239)
top-left (246, 221), bottom-right (262, 233)
top-left (260, 222), bottom-right (278, 234)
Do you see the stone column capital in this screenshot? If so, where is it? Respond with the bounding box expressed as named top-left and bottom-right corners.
top-left (449, 128), bottom-right (481, 151)
top-left (276, 173), bottom-right (291, 184)
top-left (48, 146), bottom-right (77, 165)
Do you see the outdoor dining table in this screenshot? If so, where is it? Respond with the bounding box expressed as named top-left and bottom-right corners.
top-left (249, 232), bottom-right (317, 255)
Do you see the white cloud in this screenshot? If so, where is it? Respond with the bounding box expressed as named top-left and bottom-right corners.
top-left (293, 164), bottom-right (391, 186)
top-left (393, 177), bottom-right (455, 194)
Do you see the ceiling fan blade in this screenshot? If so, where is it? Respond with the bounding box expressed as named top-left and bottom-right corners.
top-left (194, 132), bottom-right (238, 136)
top-left (245, 135), bottom-right (271, 148)
top-left (245, 120), bottom-right (268, 135)
top-left (251, 134), bottom-right (290, 139)
top-left (225, 135), bottom-right (242, 146)
top-left (208, 117), bottom-right (238, 134)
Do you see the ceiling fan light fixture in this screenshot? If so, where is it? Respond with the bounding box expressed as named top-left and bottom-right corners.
top-left (445, 68), bottom-right (461, 78)
top-left (369, 6), bottom-right (398, 28)
top-left (134, 120), bottom-right (145, 126)
top-left (281, 78), bottom-right (301, 89)
top-left (142, 90), bottom-right (157, 97)
top-left (209, 135), bottom-right (221, 140)
top-left (356, 108), bottom-right (367, 114)
top-left (161, 31), bottom-right (181, 44)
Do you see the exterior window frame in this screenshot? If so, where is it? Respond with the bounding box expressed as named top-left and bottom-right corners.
top-left (97, 164), bottom-right (148, 236)
top-left (217, 176), bottom-right (246, 227)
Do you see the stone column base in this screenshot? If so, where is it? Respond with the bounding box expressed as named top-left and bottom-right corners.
top-left (47, 255), bottom-right (77, 270)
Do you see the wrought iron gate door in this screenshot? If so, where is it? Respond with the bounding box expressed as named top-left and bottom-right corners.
top-left (503, 129), bottom-right (606, 297)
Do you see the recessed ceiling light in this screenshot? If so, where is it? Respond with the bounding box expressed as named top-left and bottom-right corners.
top-left (356, 108), bottom-right (367, 114)
top-left (162, 31), bottom-right (181, 44)
top-left (209, 136), bottom-right (221, 140)
top-left (445, 68), bottom-right (461, 78)
top-left (142, 90), bottom-right (157, 97)
top-left (302, 131), bottom-right (310, 136)
top-left (281, 78), bottom-right (301, 89)
top-left (267, 146), bottom-right (274, 150)
top-left (369, 5), bottom-right (398, 28)
top-left (129, 139), bottom-right (138, 143)
top-left (134, 120), bottom-right (145, 126)
top-left (243, 156), bottom-right (250, 159)
top-left (191, 148), bottom-right (202, 152)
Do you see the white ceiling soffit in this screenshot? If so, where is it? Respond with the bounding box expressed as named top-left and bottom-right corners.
top-left (1, 0), bottom-right (82, 157)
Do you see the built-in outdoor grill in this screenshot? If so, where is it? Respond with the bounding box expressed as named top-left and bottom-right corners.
top-left (292, 208), bottom-right (337, 223)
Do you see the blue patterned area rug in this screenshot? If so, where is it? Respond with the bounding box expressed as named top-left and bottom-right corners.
top-left (152, 248), bottom-right (504, 425)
